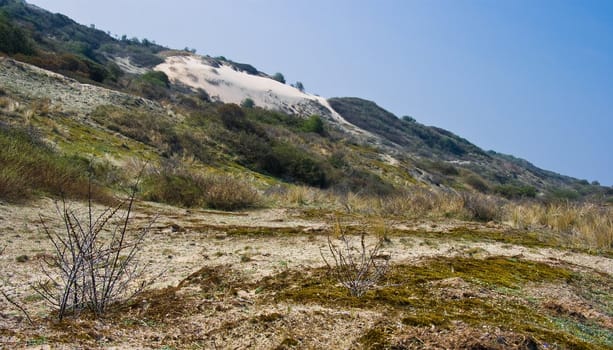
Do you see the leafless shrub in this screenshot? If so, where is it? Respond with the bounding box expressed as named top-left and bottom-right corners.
top-left (33, 184), bottom-right (156, 320)
top-left (461, 192), bottom-right (502, 222)
top-left (321, 222), bottom-right (390, 297)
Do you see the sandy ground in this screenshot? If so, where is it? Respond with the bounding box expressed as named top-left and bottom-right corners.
top-left (1, 198), bottom-right (612, 349)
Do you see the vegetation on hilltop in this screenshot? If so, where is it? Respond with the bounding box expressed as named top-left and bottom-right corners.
top-left (329, 97), bottom-right (485, 158)
top-left (328, 97), bottom-right (610, 201)
top-left (0, 0), bottom-right (163, 85)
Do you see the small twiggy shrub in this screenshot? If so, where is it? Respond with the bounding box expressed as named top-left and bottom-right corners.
top-left (321, 222), bottom-right (390, 297)
top-left (33, 185), bottom-right (155, 320)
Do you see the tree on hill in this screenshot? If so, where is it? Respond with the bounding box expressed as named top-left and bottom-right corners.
top-left (295, 81), bottom-right (304, 92)
top-left (0, 12), bottom-right (35, 55)
top-left (241, 98), bottom-right (255, 108)
top-left (272, 72), bottom-right (285, 84)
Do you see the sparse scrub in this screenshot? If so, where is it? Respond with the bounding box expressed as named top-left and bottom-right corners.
top-left (321, 222), bottom-right (390, 297)
top-left (464, 174), bottom-right (489, 193)
top-left (374, 188), bottom-right (464, 219)
top-left (201, 173), bottom-right (261, 211)
top-left (142, 166), bottom-right (260, 211)
top-left (33, 185), bottom-right (155, 319)
top-left (91, 105), bottom-right (180, 154)
top-left (267, 185), bottom-right (333, 208)
top-left (494, 184), bottom-right (537, 199)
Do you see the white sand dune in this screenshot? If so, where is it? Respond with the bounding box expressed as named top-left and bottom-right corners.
top-left (155, 55), bottom-right (370, 136)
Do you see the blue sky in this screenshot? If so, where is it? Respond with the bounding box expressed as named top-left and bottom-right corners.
top-left (30, 0), bottom-right (613, 185)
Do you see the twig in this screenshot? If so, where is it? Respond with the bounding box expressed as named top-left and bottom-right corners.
top-left (1, 290), bottom-right (34, 325)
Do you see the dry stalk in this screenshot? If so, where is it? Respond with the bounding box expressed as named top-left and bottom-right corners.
top-left (1, 289), bottom-right (34, 325)
top-left (321, 221), bottom-right (390, 297)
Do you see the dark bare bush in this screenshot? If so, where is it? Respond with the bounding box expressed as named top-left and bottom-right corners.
top-left (33, 185), bottom-right (156, 320)
top-left (321, 222), bottom-right (390, 297)
top-left (461, 192), bottom-right (502, 222)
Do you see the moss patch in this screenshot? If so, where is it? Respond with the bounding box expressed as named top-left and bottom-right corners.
top-left (261, 256), bottom-right (612, 349)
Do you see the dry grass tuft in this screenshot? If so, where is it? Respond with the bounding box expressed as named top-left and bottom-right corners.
top-left (507, 202), bottom-right (613, 250)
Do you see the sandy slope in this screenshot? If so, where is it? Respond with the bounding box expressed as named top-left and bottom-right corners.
top-left (155, 55), bottom-right (372, 136)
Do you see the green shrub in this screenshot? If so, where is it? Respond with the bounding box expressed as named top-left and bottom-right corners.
top-left (0, 12), bottom-right (35, 55)
top-left (301, 115), bottom-right (324, 135)
top-left (131, 71), bottom-right (170, 99)
top-left (270, 143), bottom-right (327, 187)
top-left (295, 81), bottom-right (304, 92)
top-left (240, 98), bottom-right (255, 108)
top-left (271, 72), bottom-right (285, 84)
top-left (15, 52), bottom-right (113, 83)
top-left (139, 71), bottom-right (170, 87)
top-left (494, 184), bottom-right (537, 199)
top-left (218, 104), bottom-right (255, 132)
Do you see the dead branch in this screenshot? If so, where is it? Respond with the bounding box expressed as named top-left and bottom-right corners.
top-left (1, 289), bottom-right (34, 325)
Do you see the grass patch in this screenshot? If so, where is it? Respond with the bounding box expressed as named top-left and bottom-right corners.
top-left (0, 126), bottom-right (110, 202)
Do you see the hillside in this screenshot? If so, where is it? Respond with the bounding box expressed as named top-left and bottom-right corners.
top-left (0, 0), bottom-right (609, 200)
top-left (0, 1), bottom-right (612, 349)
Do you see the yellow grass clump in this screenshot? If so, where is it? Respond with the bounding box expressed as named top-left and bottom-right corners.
top-left (507, 202), bottom-right (613, 250)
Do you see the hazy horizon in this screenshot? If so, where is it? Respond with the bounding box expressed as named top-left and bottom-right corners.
top-left (29, 0), bottom-right (613, 186)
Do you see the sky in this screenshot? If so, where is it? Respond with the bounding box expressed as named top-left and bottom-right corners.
top-left (29, 0), bottom-right (613, 186)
